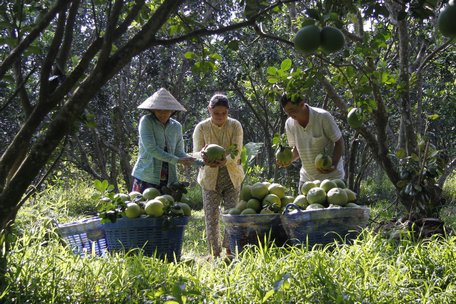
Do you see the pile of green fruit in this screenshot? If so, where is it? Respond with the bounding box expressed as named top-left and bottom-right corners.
top-left (97, 182), bottom-right (192, 223)
top-left (227, 182), bottom-right (294, 215)
top-left (296, 178), bottom-right (361, 210)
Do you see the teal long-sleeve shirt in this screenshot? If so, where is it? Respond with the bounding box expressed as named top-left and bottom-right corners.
top-left (131, 114), bottom-right (188, 186)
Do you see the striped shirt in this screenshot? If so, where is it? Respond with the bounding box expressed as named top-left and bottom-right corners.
top-left (193, 117), bottom-right (245, 191)
top-left (286, 105), bottom-right (344, 182)
top-left (131, 114), bottom-right (189, 185)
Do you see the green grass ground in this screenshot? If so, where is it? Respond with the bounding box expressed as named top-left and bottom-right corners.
top-left (2, 176), bottom-right (456, 303)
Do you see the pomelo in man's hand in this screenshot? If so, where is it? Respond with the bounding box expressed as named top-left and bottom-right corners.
top-left (276, 146), bottom-right (293, 164)
top-left (315, 153), bottom-right (332, 170)
top-left (204, 144), bottom-right (226, 162)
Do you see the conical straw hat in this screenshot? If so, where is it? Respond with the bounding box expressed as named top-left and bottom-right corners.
top-left (138, 88), bottom-right (186, 112)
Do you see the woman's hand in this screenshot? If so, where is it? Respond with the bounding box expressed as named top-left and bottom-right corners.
top-left (178, 156), bottom-right (196, 166)
top-left (201, 150), bottom-right (226, 167)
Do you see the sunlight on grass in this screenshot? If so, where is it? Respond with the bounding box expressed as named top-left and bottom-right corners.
top-left (3, 180), bottom-right (456, 303)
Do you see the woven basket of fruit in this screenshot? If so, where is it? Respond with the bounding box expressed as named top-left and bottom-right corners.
top-left (103, 216), bottom-right (189, 260)
top-left (281, 203), bottom-right (370, 247)
top-left (95, 181), bottom-right (192, 261)
top-left (222, 213), bottom-right (288, 253)
top-left (57, 217), bottom-right (107, 257)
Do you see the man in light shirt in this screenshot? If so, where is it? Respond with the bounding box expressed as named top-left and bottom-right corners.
top-left (193, 94), bottom-right (244, 258)
top-left (277, 93), bottom-right (345, 192)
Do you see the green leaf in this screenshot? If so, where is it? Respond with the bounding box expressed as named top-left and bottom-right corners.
top-left (267, 77), bottom-right (278, 84)
top-left (396, 148), bottom-right (406, 159)
top-left (280, 58), bottom-right (292, 71)
top-left (184, 52), bottom-right (196, 59)
top-left (262, 290), bottom-right (275, 302)
top-left (227, 40), bottom-right (239, 50)
top-left (209, 53), bottom-right (222, 60)
top-left (427, 114), bottom-right (439, 120)
top-left (267, 66), bottom-right (277, 76)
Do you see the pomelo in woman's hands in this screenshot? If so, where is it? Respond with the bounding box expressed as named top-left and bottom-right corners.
top-left (203, 144), bottom-right (226, 162)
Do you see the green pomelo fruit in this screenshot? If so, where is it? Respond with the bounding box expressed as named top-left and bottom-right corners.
top-left (328, 204), bottom-right (343, 209)
top-left (315, 153), bottom-right (333, 170)
top-left (306, 187), bottom-right (327, 205)
top-left (235, 200), bottom-right (248, 212)
top-left (114, 193), bottom-right (130, 202)
top-left (262, 181), bottom-right (271, 187)
top-left (143, 187), bottom-right (161, 200)
top-left (180, 196), bottom-right (192, 205)
top-left (145, 200), bottom-right (164, 217)
top-left (128, 191), bottom-right (142, 200)
top-left (306, 203), bottom-right (325, 210)
top-left (177, 202), bottom-right (192, 216)
top-left (250, 182), bottom-right (269, 200)
top-left (170, 204), bottom-right (185, 216)
top-left (162, 194), bottom-right (175, 203)
top-left (347, 108), bottom-right (363, 129)
top-left (155, 195), bottom-right (173, 208)
top-left (281, 195), bottom-right (295, 207)
top-left (346, 202), bottom-right (361, 208)
top-left (125, 202), bottom-right (141, 218)
top-left (332, 179), bottom-right (346, 189)
top-left (293, 194), bottom-right (309, 209)
top-left (320, 26), bottom-right (345, 53)
top-left (260, 208), bottom-right (275, 214)
top-left (276, 146), bottom-right (293, 163)
top-left (246, 198), bottom-right (262, 212)
top-left (293, 24), bottom-right (321, 53)
top-left (204, 144), bottom-right (226, 162)
top-left (268, 183), bottom-right (286, 198)
top-left (301, 181), bottom-right (317, 195)
top-left (228, 208), bottom-right (241, 215)
top-left (438, 5), bottom-right (456, 38)
top-left (320, 179), bottom-right (338, 193)
top-left (345, 189), bottom-right (357, 202)
top-left (241, 208), bottom-right (257, 215)
top-left (327, 188), bottom-right (348, 206)
top-left (240, 185), bottom-right (252, 201)
top-left (313, 180), bottom-right (321, 187)
top-left (263, 193), bottom-right (281, 208)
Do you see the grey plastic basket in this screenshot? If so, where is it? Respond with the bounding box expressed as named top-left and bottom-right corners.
top-left (281, 204), bottom-right (370, 248)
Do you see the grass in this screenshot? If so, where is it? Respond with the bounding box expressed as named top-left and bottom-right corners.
top-left (2, 178), bottom-right (456, 303)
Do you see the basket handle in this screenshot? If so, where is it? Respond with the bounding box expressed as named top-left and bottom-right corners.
top-left (283, 203), bottom-right (304, 215)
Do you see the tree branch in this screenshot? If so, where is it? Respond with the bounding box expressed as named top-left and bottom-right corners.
top-left (0, 0), bottom-right (68, 80)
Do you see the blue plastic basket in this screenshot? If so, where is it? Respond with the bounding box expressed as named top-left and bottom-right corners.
top-left (281, 204), bottom-right (370, 248)
top-left (222, 213), bottom-right (288, 253)
top-left (102, 216), bottom-right (189, 261)
top-left (57, 217), bottom-right (107, 257)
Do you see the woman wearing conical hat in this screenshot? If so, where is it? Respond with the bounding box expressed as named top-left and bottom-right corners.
top-left (131, 88), bottom-right (195, 193)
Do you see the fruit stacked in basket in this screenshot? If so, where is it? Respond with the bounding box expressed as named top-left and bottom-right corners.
top-left (96, 181), bottom-right (192, 224)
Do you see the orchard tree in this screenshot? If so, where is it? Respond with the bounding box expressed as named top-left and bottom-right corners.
top-left (264, 0), bottom-right (455, 228)
top-left (0, 0), bottom-right (293, 284)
